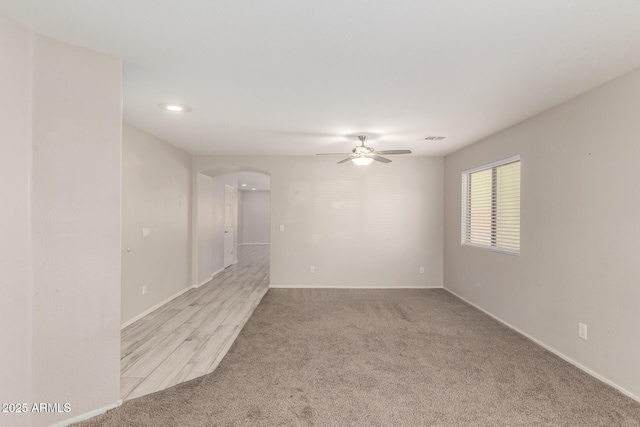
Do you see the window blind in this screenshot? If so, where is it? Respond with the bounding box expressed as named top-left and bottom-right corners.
top-left (461, 156), bottom-right (520, 254)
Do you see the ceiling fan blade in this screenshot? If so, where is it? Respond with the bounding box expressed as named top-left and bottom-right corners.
top-left (371, 155), bottom-right (392, 163)
top-left (316, 153), bottom-right (352, 156)
top-left (375, 150), bottom-right (412, 155)
top-left (337, 157), bottom-right (354, 164)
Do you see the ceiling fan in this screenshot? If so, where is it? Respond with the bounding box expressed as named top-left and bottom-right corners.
top-left (316, 135), bottom-right (412, 165)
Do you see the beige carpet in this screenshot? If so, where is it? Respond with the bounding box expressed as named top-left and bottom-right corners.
top-left (77, 289), bottom-right (640, 426)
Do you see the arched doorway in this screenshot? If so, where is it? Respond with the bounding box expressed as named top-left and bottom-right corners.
top-left (195, 167), bottom-right (271, 287)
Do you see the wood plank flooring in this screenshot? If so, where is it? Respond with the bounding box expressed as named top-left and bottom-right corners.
top-left (120, 244), bottom-right (269, 400)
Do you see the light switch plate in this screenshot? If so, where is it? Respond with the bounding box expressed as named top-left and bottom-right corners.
top-left (142, 228), bottom-right (151, 238)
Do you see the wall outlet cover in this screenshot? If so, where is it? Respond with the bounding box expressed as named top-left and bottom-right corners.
top-left (578, 322), bottom-right (588, 340)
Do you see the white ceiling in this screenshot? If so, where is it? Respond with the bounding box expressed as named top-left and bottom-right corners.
top-left (3, 1), bottom-right (640, 157)
top-left (238, 172), bottom-right (270, 191)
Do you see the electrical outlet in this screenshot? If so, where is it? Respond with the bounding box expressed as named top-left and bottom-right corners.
top-left (419, 267), bottom-right (425, 274)
top-left (309, 266), bottom-right (315, 274)
top-left (578, 322), bottom-right (587, 340)
top-left (142, 286), bottom-right (147, 295)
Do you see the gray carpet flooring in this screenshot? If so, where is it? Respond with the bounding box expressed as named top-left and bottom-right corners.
top-left (76, 289), bottom-right (640, 426)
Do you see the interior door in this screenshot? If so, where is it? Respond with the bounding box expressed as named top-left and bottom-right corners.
top-left (223, 184), bottom-right (235, 268)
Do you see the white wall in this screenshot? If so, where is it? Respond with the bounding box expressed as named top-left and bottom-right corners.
top-left (197, 173), bottom-right (224, 283)
top-left (241, 191), bottom-right (271, 244)
top-left (194, 157), bottom-right (443, 288)
top-left (237, 190), bottom-right (244, 244)
top-left (0, 16), bottom-right (122, 426)
top-left (0, 14), bottom-right (31, 427)
top-left (29, 34), bottom-right (122, 426)
top-left (444, 67), bottom-right (640, 400)
top-left (121, 123), bottom-right (192, 325)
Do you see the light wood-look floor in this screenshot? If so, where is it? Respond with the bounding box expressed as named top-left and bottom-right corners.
top-left (120, 245), bottom-right (270, 400)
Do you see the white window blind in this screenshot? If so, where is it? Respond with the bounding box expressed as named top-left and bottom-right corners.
top-left (461, 155), bottom-right (520, 254)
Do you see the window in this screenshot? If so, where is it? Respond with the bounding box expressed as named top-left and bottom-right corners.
top-left (461, 155), bottom-right (520, 254)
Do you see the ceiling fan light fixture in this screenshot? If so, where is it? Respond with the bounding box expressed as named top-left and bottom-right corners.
top-left (317, 134), bottom-right (411, 166)
top-left (352, 157), bottom-right (374, 166)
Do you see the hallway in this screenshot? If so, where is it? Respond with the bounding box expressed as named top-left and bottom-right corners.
top-left (120, 245), bottom-right (270, 400)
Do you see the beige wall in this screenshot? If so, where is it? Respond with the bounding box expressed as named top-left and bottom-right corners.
top-left (29, 34), bottom-right (122, 425)
top-left (121, 123), bottom-right (193, 325)
top-left (241, 190), bottom-right (271, 244)
top-left (0, 15), bottom-right (31, 427)
top-left (195, 157), bottom-right (444, 288)
top-left (444, 68), bottom-right (640, 400)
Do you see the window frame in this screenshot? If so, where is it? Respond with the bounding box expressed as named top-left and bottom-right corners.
top-left (461, 155), bottom-right (521, 256)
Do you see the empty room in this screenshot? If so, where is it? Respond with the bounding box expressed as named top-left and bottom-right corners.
top-left (2, 1), bottom-right (640, 426)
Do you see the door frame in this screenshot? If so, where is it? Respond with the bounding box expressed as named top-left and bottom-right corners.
top-left (223, 184), bottom-right (235, 268)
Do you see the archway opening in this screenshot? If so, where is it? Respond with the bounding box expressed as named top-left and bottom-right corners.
top-left (196, 168), bottom-right (271, 285)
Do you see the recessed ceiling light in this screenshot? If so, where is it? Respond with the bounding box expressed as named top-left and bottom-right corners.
top-left (241, 184), bottom-right (247, 187)
top-left (251, 188), bottom-right (256, 191)
top-left (157, 102), bottom-right (192, 113)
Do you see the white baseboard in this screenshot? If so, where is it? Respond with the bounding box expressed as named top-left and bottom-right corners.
top-left (121, 284), bottom-right (195, 329)
top-left (194, 267), bottom-right (224, 289)
top-left (269, 285), bottom-right (443, 289)
top-left (444, 287), bottom-right (640, 404)
top-left (52, 399), bottom-right (122, 427)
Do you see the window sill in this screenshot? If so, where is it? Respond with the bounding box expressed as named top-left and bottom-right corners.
top-left (461, 242), bottom-right (519, 256)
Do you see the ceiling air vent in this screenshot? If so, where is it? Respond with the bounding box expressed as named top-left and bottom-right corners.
top-left (424, 136), bottom-right (446, 141)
